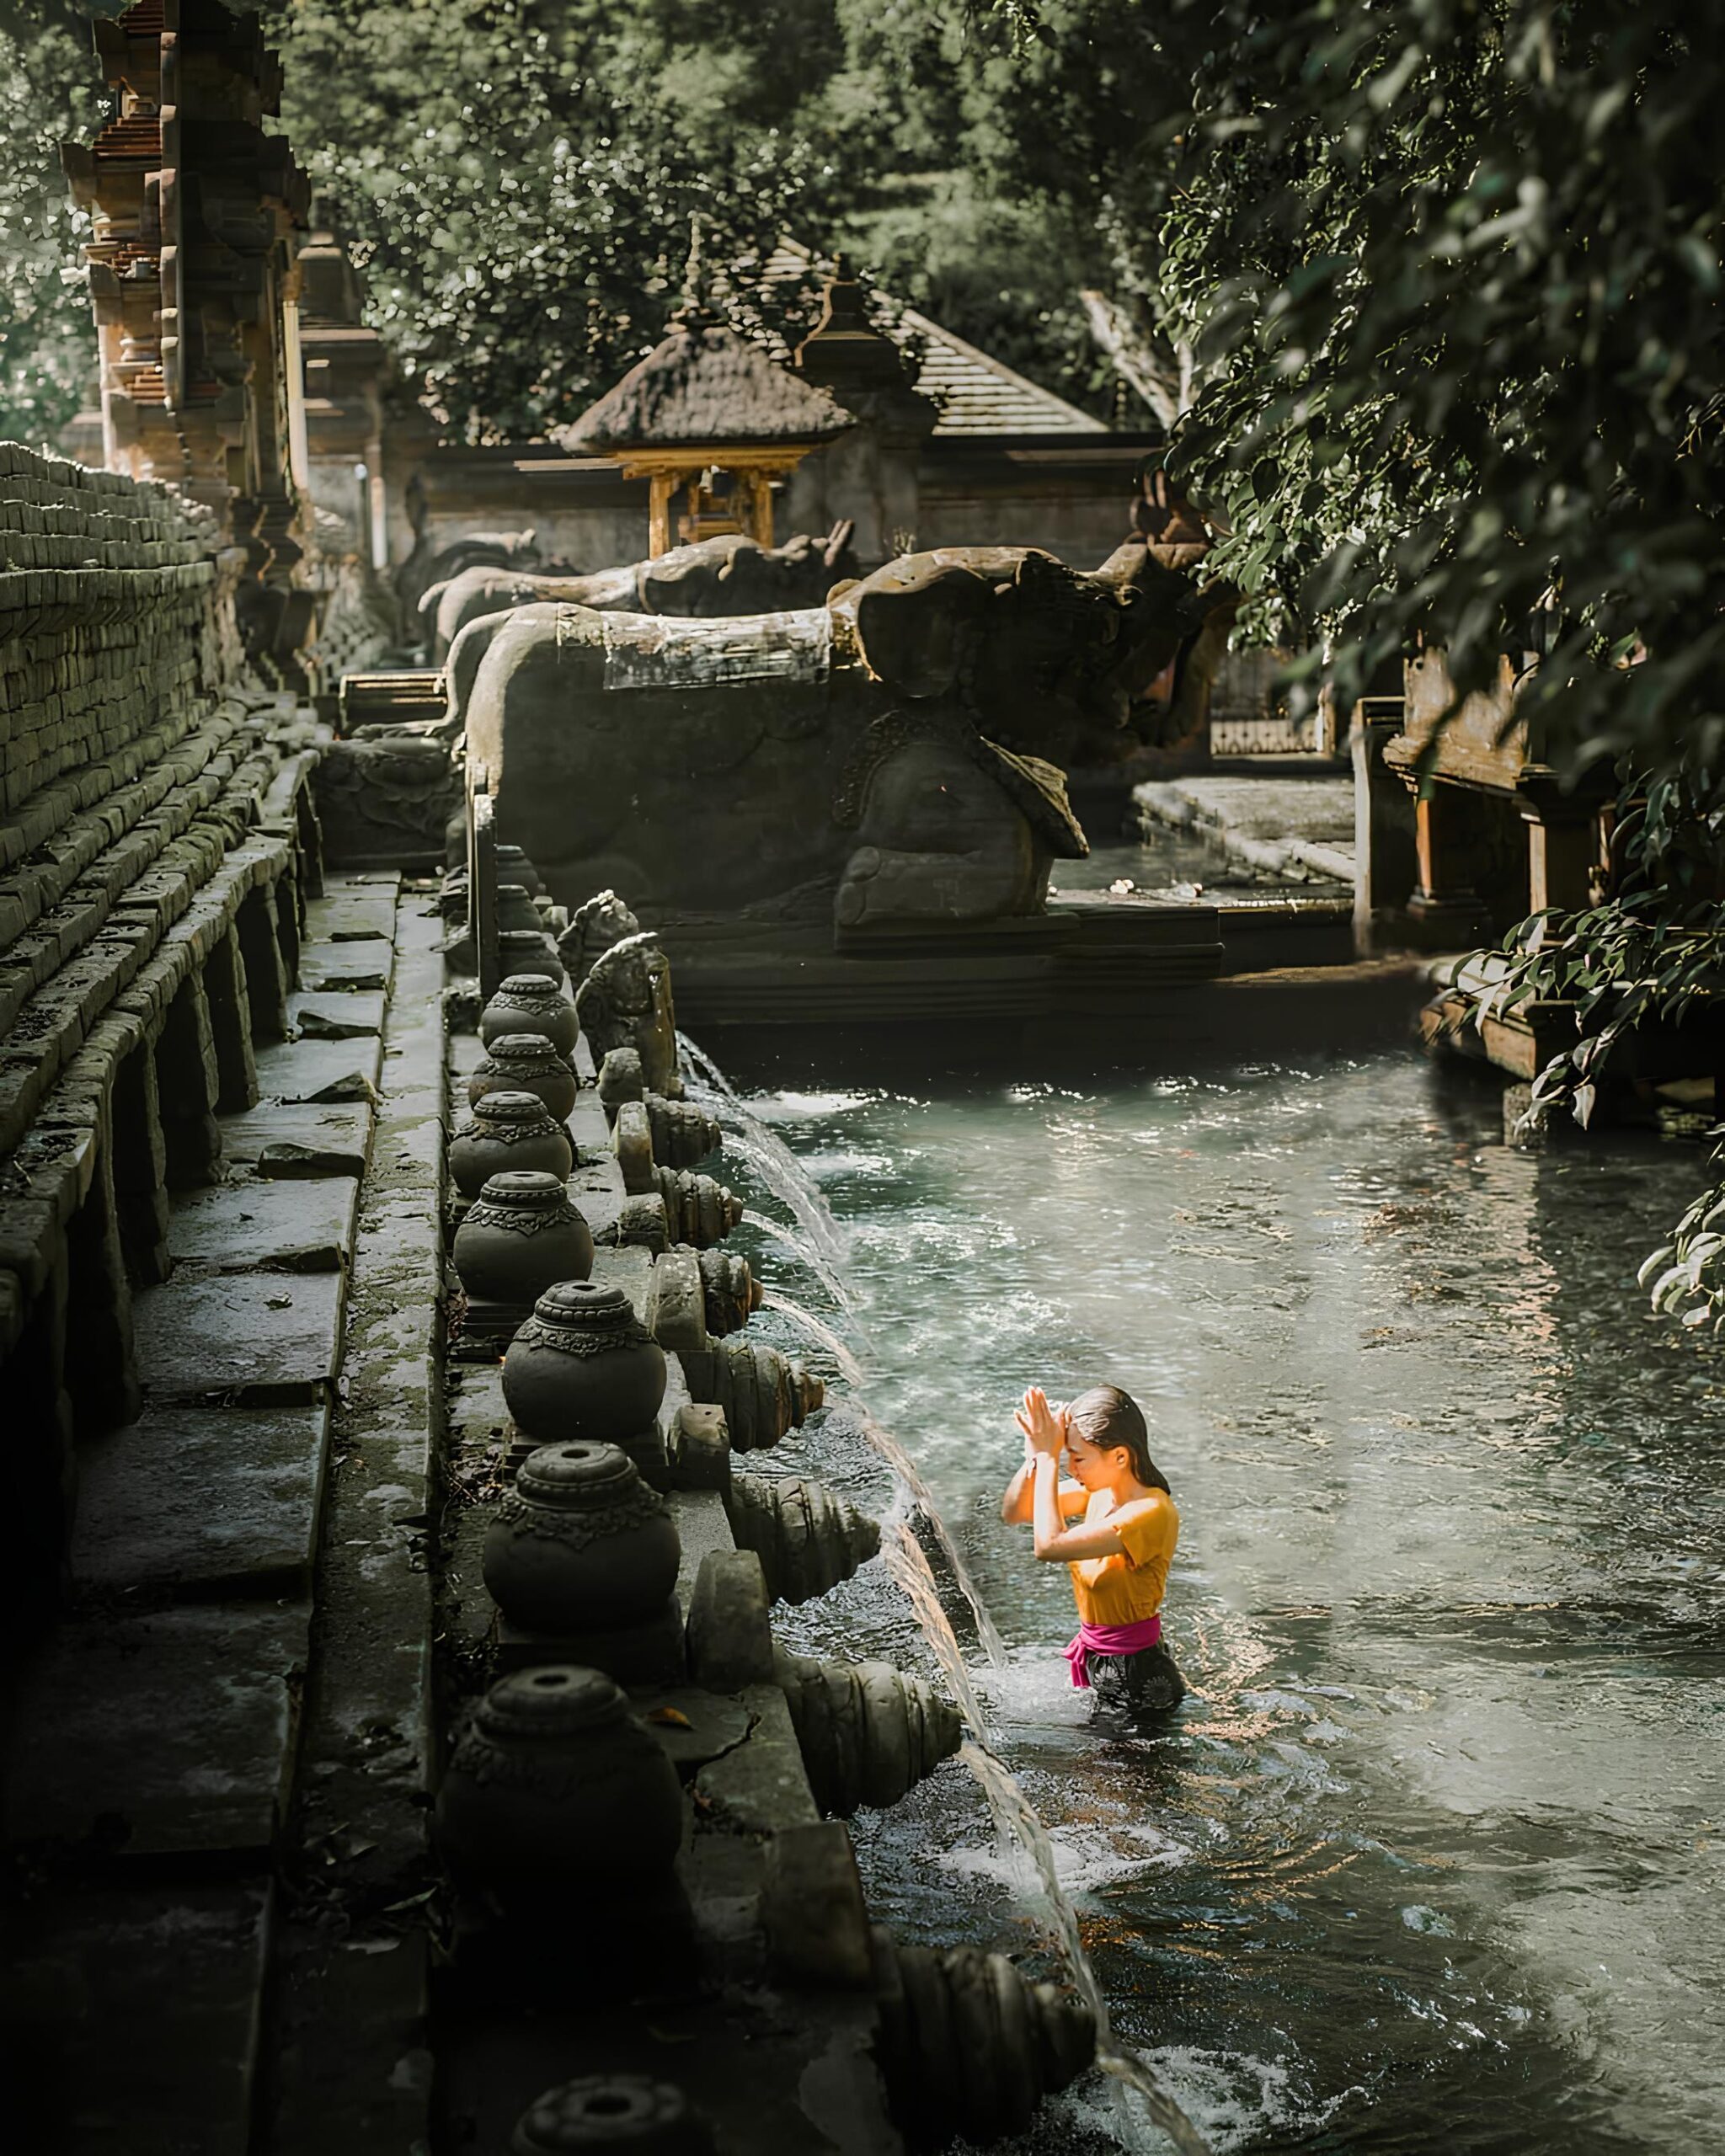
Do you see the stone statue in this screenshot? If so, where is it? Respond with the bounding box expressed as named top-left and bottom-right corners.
top-left (396, 524), bottom-right (541, 624)
top-left (423, 522), bottom-right (859, 662)
top-left (461, 537), bottom-right (1221, 944)
top-left (573, 931), bottom-right (681, 1097)
top-left (557, 889), bottom-right (643, 984)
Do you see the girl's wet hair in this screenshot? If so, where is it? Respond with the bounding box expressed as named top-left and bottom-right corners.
top-left (1065, 1385), bottom-right (1171, 1494)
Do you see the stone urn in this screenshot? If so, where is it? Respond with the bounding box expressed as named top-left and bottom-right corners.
top-left (503, 1280), bottom-right (668, 1444)
top-left (467, 1032), bottom-right (579, 1122)
top-left (450, 1090), bottom-right (574, 1199)
top-left (498, 927), bottom-right (566, 985)
top-left (435, 1665), bottom-right (683, 1896)
top-left (512, 2077), bottom-right (714, 2155)
top-left (480, 972), bottom-right (579, 1057)
top-left (495, 843), bottom-right (544, 897)
top-left (483, 1440), bottom-right (679, 1632)
top-left (496, 882), bottom-right (543, 936)
top-left (452, 1171), bottom-right (593, 1305)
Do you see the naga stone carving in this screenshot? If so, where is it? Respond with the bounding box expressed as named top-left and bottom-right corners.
top-left (727, 1472), bottom-right (881, 1605)
top-left (645, 1091), bottom-right (721, 1167)
top-left (873, 1931), bottom-right (1095, 2150)
top-left (558, 889), bottom-right (643, 987)
top-left (574, 931), bottom-right (681, 1096)
top-left (696, 1246), bottom-right (760, 1336)
top-left (424, 524), bottom-right (860, 661)
top-left (772, 1644), bottom-right (962, 1816)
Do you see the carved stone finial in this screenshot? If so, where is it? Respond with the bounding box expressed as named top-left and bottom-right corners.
top-left (727, 1472), bottom-right (880, 1605)
top-left (872, 1929), bottom-right (1095, 2148)
top-left (772, 1645), bottom-right (962, 1815)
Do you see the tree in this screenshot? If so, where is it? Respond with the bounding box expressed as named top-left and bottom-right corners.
top-left (0, 1), bottom-right (108, 445)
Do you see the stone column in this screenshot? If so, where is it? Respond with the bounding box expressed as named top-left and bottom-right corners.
top-left (239, 883), bottom-right (291, 1039)
top-left (155, 971), bottom-right (223, 1187)
top-left (1406, 784), bottom-right (1493, 945)
top-left (111, 1039), bottom-right (172, 1285)
top-left (1352, 709), bottom-right (1418, 953)
top-left (1522, 798), bottom-right (1601, 915)
top-left (206, 926), bottom-right (260, 1110)
top-left (63, 1123), bottom-right (141, 1438)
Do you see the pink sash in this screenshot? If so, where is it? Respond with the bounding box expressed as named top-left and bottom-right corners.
top-left (1065, 1614), bottom-right (1163, 1689)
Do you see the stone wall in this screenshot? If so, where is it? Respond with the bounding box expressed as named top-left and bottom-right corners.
top-left (0, 443), bottom-right (327, 1625)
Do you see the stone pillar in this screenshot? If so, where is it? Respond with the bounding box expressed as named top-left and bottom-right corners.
top-left (206, 926), bottom-right (259, 1110)
top-left (1523, 800), bottom-right (1600, 915)
top-left (63, 1125), bottom-right (141, 1438)
top-left (6, 1246), bottom-right (77, 1625)
top-left (1352, 709), bottom-right (1419, 953)
top-left (155, 972), bottom-right (223, 1188)
top-left (111, 1040), bottom-right (172, 1285)
top-left (1406, 784), bottom-right (1493, 945)
top-left (239, 883), bottom-right (291, 1039)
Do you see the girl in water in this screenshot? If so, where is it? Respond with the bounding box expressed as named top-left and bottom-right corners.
top-left (1001, 1384), bottom-right (1185, 1720)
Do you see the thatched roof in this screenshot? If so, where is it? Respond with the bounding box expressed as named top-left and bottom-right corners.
top-left (560, 314), bottom-right (854, 453)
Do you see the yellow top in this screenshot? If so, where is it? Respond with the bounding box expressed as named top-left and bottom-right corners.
top-left (1068, 1489), bottom-right (1179, 1628)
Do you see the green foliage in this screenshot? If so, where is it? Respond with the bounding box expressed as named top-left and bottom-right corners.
top-left (0, 3), bottom-right (106, 445)
top-left (1155, 1), bottom-right (1725, 804)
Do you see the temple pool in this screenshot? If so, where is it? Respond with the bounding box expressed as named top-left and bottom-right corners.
top-left (710, 1048), bottom-right (1725, 2155)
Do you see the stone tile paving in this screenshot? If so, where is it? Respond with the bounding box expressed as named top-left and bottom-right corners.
top-left (4, 1601), bottom-right (312, 1857)
top-left (166, 1174), bottom-right (360, 1271)
top-left (2, 1881), bottom-right (274, 2154)
top-left (72, 1403), bottom-right (333, 1593)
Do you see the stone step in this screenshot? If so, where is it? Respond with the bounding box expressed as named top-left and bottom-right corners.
top-left (166, 1175), bottom-right (360, 1273)
top-left (1, 1881), bottom-right (274, 2156)
top-left (71, 1402), bottom-right (333, 1596)
top-left (133, 1267), bottom-right (346, 1406)
top-left (3, 1601), bottom-right (311, 1860)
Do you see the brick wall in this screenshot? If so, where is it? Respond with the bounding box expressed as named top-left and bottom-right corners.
top-left (1, 442), bottom-right (328, 1621)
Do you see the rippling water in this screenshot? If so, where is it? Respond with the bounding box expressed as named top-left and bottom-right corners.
top-left (715, 1050), bottom-right (1725, 2155)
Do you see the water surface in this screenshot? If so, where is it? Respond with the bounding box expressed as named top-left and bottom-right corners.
top-left (718, 1053), bottom-right (1724, 2154)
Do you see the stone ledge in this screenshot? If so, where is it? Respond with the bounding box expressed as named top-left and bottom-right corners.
top-left (0, 1881), bottom-right (274, 2155)
top-left (3, 1602), bottom-right (311, 1860)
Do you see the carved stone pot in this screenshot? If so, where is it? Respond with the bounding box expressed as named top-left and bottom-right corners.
top-left (483, 1440), bottom-right (679, 1631)
top-left (495, 844), bottom-right (544, 897)
top-left (480, 973), bottom-right (579, 1057)
top-left (453, 1171), bottom-right (593, 1305)
top-left (496, 882), bottom-right (543, 936)
top-left (451, 1091), bottom-right (574, 1199)
top-left (435, 1665), bottom-right (683, 1895)
top-left (468, 1033), bottom-right (579, 1122)
top-left (503, 1280), bottom-right (669, 1444)
top-left (498, 928), bottom-right (565, 985)
top-left (512, 2078), bottom-right (713, 2156)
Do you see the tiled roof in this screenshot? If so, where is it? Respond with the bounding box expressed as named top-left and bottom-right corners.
top-left (761, 239), bottom-right (1108, 439)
